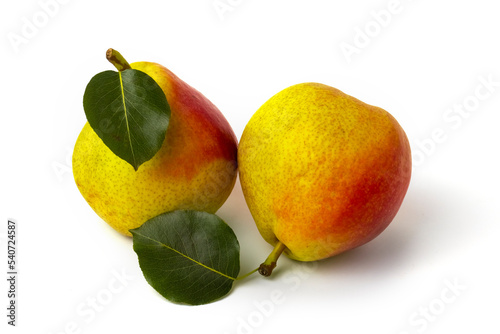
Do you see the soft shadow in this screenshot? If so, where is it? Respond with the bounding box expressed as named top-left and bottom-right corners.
top-left (219, 176), bottom-right (467, 283)
top-left (306, 181), bottom-right (442, 277)
top-left (217, 177), bottom-right (271, 278)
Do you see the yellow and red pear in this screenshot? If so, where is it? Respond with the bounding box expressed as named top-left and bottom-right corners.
top-left (238, 83), bottom-right (411, 274)
top-left (73, 50), bottom-right (237, 236)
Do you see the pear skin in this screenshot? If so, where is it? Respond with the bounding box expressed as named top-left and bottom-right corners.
top-left (73, 61), bottom-right (238, 236)
top-left (238, 83), bottom-right (411, 262)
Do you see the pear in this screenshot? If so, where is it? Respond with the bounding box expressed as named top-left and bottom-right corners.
top-left (238, 83), bottom-right (411, 275)
top-left (73, 50), bottom-right (238, 236)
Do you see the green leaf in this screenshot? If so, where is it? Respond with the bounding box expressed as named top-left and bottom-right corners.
top-left (130, 210), bottom-right (240, 305)
top-left (83, 69), bottom-right (170, 170)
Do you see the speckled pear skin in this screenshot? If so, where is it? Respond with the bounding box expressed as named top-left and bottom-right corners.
top-left (238, 83), bottom-right (411, 261)
top-left (73, 62), bottom-right (238, 236)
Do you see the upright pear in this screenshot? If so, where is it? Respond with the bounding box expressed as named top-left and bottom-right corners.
top-left (73, 50), bottom-right (238, 236)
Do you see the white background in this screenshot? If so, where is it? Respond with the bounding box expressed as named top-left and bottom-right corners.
top-left (2, 0), bottom-right (499, 333)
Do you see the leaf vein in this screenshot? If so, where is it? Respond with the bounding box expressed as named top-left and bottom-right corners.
top-left (118, 71), bottom-right (137, 167)
top-left (135, 232), bottom-right (236, 281)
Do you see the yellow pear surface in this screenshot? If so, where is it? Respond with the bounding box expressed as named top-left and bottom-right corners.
top-left (238, 83), bottom-right (411, 263)
top-left (73, 61), bottom-right (238, 236)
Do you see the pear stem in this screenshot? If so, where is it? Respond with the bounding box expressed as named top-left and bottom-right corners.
top-left (258, 241), bottom-right (287, 277)
top-left (106, 48), bottom-right (131, 71)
